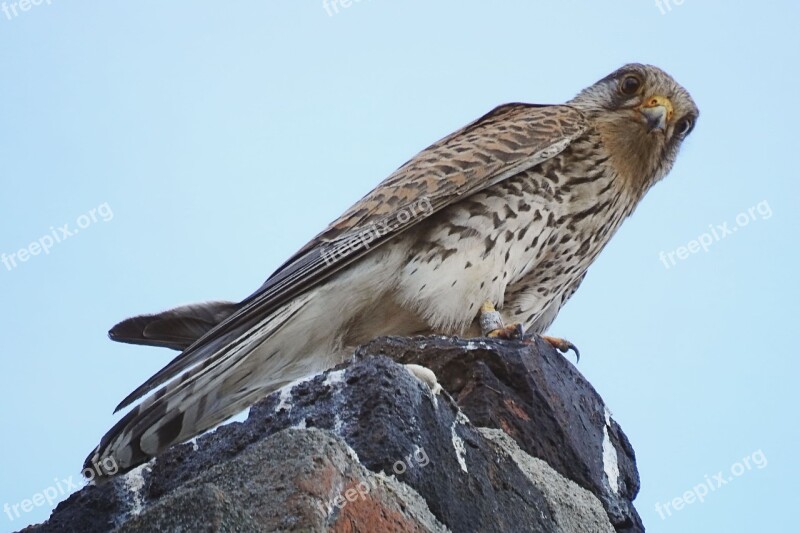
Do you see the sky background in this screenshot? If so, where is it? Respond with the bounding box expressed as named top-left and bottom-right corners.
top-left (1, 1), bottom-right (797, 531)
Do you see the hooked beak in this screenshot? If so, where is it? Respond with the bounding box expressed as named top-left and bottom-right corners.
top-left (639, 95), bottom-right (674, 132)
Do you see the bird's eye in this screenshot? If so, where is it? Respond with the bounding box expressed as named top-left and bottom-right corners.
top-left (619, 75), bottom-right (642, 96)
top-left (675, 117), bottom-right (694, 136)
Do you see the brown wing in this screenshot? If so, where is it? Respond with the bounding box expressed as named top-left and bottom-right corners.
top-left (114, 102), bottom-right (588, 412)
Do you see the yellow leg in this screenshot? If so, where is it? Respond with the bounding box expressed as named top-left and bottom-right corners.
top-left (479, 301), bottom-right (525, 339)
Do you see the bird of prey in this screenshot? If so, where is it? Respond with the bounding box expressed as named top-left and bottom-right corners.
top-left (85, 63), bottom-right (698, 478)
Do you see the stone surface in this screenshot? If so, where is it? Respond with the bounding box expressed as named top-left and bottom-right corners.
top-left (118, 429), bottom-right (448, 533)
top-left (480, 428), bottom-right (614, 533)
top-left (117, 483), bottom-right (262, 532)
top-left (21, 335), bottom-right (642, 533)
top-left (365, 336), bottom-right (643, 532)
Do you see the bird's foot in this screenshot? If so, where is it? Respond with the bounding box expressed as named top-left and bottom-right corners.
top-left (539, 335), bottom-right (580, 362)
top-left (487, 323), bottom-right (526, 340)
top-left (478, 301), bottom-right (579, 360)
top-left (479, 301), bottom-right (526, 339)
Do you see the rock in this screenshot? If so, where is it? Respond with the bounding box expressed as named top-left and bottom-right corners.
top-left (117, 429), bottom-right (447, 533)
top-left (21, 335), bottom-right (643, 533)
top-left (479, 428), bottom-right (613, 533)
top-left (362, 336), bottom-right (643, 532)
top-left (116, 483), bottom-right (262, 532)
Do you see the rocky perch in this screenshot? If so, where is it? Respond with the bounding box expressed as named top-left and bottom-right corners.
top-left (22, 336), bottom-right (644, 533)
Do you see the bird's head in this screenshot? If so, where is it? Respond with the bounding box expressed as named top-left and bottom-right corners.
top-left (567, 63), bottom-right (699, 194)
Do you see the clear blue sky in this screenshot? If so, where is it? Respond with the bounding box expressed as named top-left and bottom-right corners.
top-left (1, 2), bottom-right (797, 531)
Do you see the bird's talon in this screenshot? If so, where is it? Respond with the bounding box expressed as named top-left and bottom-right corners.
top-left (487, 323), bottom-right (526, 340)
top-left (541, 335), bottom-right (580, 362)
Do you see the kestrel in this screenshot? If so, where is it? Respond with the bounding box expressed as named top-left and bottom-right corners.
top-left (85, 64), bottom-right (698, 478)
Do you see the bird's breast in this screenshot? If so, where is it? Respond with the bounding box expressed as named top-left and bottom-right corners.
top-left (392, 131), bottom-right (636, 333)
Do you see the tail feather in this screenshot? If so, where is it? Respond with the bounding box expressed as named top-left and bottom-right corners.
top-left (108, 301), bottom-right (239, 351)
top-left (86, 294), bottom-right (315, 478)
top-left (112, 302), bottom-right (262, 413)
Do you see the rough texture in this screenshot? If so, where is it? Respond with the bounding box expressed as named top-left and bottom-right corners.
top-left (480, 428), bottom-right (614, 533)
top-left (366, 335), bottom-right (643, 532)
top-left (116, 483), bottom-right (263, 533)
top-left (118, 429), bottom-right (448, 533)
top-left (22, 336), bottom-right (642, 533)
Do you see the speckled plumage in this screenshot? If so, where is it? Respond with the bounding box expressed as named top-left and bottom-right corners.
top-left (86, 64), bottom-right (698, 477)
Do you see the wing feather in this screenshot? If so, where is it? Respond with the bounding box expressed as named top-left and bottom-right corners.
top-left (114, 103), bottom-right (588, 411)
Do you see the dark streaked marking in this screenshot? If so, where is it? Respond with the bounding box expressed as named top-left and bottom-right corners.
top-left (483, 235), bottom-right (498, 257)
top-left (156, 411), bottom-right (185, 450)
top-left (492, 212), bottom-right (504, 229)
top-left (571, 200), bottom-right (611, 224)
top-left (440, 248), bottom-right (458, 261)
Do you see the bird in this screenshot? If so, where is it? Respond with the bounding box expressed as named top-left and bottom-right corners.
top-left (84, 63), bottom-right (698, 479)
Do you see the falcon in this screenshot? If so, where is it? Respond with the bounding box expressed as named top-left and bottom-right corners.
top-left (85, 63), bottom-right (698, 478)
